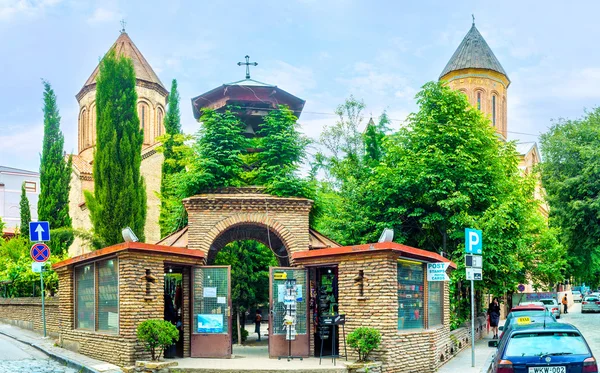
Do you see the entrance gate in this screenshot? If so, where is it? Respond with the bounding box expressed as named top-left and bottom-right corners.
top-left (191, 266), bottom-right (232, 358)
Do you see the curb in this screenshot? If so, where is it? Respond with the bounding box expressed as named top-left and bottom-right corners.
top-left (0, 329), bottom-right (113, 373)
top-left (479, 350), bottom-right (494, 373)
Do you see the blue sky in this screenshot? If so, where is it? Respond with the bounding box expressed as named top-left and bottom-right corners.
top-left (1, 0), bottom-right (600, 172)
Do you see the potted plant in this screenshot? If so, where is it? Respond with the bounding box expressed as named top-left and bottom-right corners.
top-left (133, 319), bottom-right (180, 371)
top-left (346, 327), bottom-right (383, 373)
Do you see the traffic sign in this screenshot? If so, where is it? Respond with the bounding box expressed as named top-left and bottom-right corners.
top-left (29, 221), bottom-right (50, 242)
top-left (427, 262), bottom-right (450, 281)
top-left (465, 228), bottom-right (482, 254)
top-left (30, 243), bottom-right (50, 263)
top-left (466, 267), bottom-right (482, 281)
top-left (32, 262), bottom-right (46, 273)
top-left (465, 255), bottom-right (482, 268)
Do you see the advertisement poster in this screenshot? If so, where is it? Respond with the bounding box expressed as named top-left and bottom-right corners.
top-left (197, 314), bottom-right (224, 333)
top-left (203, 287), bottom-right (217, 298)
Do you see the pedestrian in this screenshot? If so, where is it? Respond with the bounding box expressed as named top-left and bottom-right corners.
top-left (488, 297), bottom-right (501, 339)
top-left (562, 294), bottom-right (568, 314)
top-left (255, 309), bottom-right (262, 341)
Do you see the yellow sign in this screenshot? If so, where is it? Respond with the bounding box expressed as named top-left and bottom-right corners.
top-left (516, 316), bottom-right (531, 325)
top-left (274, 272), bottom-right (287, 280)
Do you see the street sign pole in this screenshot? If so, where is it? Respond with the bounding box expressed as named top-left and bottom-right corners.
top-left (471, 279), bottom-right (475, 367)
top-left (40, 266), bottom-right (46, 338)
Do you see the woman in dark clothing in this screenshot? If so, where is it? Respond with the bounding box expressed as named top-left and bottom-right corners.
top-left (255, 310), bottom-right (262, 341)
top-left (488, 297), bottom-right (501, 339)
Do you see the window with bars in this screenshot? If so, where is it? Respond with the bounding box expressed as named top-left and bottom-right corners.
top-left (428, 281), bottom-right (443, 327)
top-left (398, 261), bottom-right (424, 330)
top-left (75, 258), bottom-right (119, 333)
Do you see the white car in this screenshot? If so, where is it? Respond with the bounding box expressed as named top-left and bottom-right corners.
top-left (573, 291), bottom-right (583, 303)
top-left (539, 298), bottom-right (561, 319)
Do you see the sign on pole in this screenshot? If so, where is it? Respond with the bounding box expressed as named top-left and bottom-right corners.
top-left (466, 268), bottom-right (482, 281)
top-left (30, 243), bottom-right (51, 263)
top-left (29, 221), bottom-right (50, 242)
top-left (465, 255), bottom-right (483, 268)
top-left (464, 228), bottom-right (482, 254)
top-left (426, 263), bottom-right (450, 281)
top-left (32, 262), bottom-right (46, 273)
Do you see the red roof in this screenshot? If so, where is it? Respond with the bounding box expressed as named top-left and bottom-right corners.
top-left (292, 241), bottom-right (456, 268)
top-left (53, 241), bottom-right (204, 269)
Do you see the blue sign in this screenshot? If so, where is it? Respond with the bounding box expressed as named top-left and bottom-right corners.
top-left (30, 243), bottom-right (51, 263)
top-left (29, 221), bottom-right (50, 242)
top-left (197, 314), bottom-right (224, 333)
top-left (465, 228), bottom-right (482, 254)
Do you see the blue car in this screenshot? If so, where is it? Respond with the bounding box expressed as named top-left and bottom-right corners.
top-left (488, 323), bottom-right (598, 373)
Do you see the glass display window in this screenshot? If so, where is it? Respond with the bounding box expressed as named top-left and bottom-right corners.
top-left (397, 260), bottom-right (424, 330)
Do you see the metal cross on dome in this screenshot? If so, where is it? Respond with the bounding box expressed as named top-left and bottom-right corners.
top-left (237, 55), bottom-right (258, 79)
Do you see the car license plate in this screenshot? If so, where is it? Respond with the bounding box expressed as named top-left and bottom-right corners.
top-left (528, 367), bottom-right (566, 373)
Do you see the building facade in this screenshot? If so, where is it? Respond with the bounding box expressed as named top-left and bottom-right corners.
top-left (0, 166), bottom-right (39, 236)
top-left (68, 31), bottom-right (167, 254)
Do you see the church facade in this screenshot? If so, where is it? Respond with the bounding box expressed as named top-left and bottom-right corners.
top-left (68, 31), bottom-right (167, 255)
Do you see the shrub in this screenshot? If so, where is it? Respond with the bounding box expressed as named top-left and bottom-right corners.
top-left (346, 327), bottom-right (381, 362)
top-left (136, 319), bottom-right (179, 361)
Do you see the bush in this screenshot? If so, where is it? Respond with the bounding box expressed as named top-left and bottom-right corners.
top-left (136, 319), bottom-right (179, 361)
top-left (346, 327), bottom-right (381, 362)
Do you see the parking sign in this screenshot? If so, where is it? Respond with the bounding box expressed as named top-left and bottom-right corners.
top-left (465, 228), bottom-right (482, 254)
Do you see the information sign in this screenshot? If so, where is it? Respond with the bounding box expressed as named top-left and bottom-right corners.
top-left (32, 262), bottom-right (46, 273)
top-left (465, 255), bottom-right (483, 268)
top-left (466, 268), bottom-right (482, 281)
top-left (29, 221), bottom-right (50, 242)
top-left (426, 262), bottom-right (450, 281)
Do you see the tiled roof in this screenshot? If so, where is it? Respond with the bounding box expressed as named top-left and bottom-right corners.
top-left (80, 32), bottom-right (165, 93)
top-left (70, 154), bottom-right (93, 175)
top-left (516, 142), bottom-right (536, 156)
top-left (440, 24), bottom-right (508, 80)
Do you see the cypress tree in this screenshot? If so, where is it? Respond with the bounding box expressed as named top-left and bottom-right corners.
top-left (84, 50), bottom-right (146, 245)
top-left (38, 80), bottom-right (72, 230)
top-left (159, 79), bottom-right (184, 237)
top-left (19, 183), bottom-right (31, 238)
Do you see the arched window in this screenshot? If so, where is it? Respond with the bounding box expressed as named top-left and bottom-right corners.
top-left (138, 102), bottom-right (151, 144)
top-left (157, 107), bottom-right (164, 137)
top-left (477, 91), bottom-right (481, 110)
top-left (90, 103), bottom-right (97, 146)
top-left (492, 95), bottom-right (497, 127)
top-left (80, 108), bottom-right (88, 149)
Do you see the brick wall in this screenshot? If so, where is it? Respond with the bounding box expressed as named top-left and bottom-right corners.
top-left (298, 251), bottom-right (455, 373)
top-left (0, 297), bottom-right (60, 337)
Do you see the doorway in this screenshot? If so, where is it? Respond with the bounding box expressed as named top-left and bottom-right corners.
top-left (164, 266), bottom-right (184, 358)
top-left (309, 266), bottom-right (340, 358)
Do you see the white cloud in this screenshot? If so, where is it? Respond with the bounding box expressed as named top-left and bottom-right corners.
top-left (0, 0), bottom-right (62, 21)
top-left (87, 7), bottom-right (121, 24)
top-left (0, 122), bottom-right (43, 170)
top-left (254, 61), bottom-right (316, 96)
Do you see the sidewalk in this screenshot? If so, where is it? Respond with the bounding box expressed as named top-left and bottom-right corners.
top-left (0, 323), bottom-right (122, 373)
top-left (436, 334), bottom-right (495, 373)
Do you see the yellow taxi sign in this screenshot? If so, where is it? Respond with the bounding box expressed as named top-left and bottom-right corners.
top-left (516, 316), bottom-right (531, 325)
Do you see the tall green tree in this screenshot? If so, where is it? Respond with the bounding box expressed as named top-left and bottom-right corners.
top-left (19, 183), bottom-right (31, 238)
top-left (84, 50), bottom-right (146, 245)
top-left (540, 108), bottom-right (600, 283)
top-left (38, 81), bottom-right (73, 254)
top-left (159, 79), bottom-right (185, 237)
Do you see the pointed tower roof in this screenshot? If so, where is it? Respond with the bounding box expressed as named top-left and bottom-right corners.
top-left (77, 32), bottom-right (167, 99)
top-left (440, 23), bottom-right (509, 81)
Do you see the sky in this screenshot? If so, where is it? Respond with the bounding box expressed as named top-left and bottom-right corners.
top-left (1, 0), bottom-right (600, 172)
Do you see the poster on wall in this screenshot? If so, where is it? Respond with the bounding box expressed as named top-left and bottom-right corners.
top-left (203, 287), bottom-right (217, 298)
top-left (197, 314), bottom-right (224, 333)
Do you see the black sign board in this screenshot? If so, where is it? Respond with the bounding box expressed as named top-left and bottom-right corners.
top-left (320, 314), bottom-right (346, 325)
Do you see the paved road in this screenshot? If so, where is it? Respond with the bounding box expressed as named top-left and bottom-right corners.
top-left (560, 302), bottom-right (600, 357)
top-left (0, 334), bottom-right (77, 373)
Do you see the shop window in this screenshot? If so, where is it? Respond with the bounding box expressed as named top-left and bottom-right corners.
top-left (398, 260), bottom-right (424, 330)
top-left (428, 281), bottom-right (443, 327)
top-left (75, 258), bottom-right (119, 333)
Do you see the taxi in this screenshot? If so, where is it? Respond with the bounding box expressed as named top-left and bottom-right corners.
top-left (488, 322), bottom-right (597, 373)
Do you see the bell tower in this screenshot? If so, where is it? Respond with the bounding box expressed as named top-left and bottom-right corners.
top-left (439, 19), bottom-right (510, 139)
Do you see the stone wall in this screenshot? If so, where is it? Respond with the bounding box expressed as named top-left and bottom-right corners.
top-left (56, 250), bottom-right (202, 367)
top-left (0, 297), bottom-right (60, 337)
top-left (298, 251), bottom-right (454, 373)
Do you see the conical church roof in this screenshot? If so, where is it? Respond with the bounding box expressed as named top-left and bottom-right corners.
top-left (78, 32), bottom-right (166, 98)
top-left (440, 23), bottom-right (508, 80)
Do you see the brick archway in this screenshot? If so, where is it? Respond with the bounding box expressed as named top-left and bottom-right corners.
top-left (183, 187), bottom-right (314, 266)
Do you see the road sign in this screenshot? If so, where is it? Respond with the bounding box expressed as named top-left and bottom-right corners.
top-left (465, 228), bottom-right (482, 254)
top-left (32, 262), bottom-right (46, 273)
top-left (29, 221), bottom-right (50, 242)
top-left (427, 262), bottom-right (450, 281)
top-left (465, 255), bottom-right (482, 268)
top-left (30, 243), bottom-right (50, 263)
top-left (466, 267), bottom-right (482, 281)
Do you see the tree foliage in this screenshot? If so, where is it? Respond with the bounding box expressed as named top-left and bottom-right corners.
top-left (136, 319), bottom-right (179, 361)
top-left (19, 183), bottom-right (31, 238)
top-left (38, 80), bottom-right (73, 255)
top-left (540, 108), bottom-right (600, 283)
top-left (85, 50), bottom-right (147, 245)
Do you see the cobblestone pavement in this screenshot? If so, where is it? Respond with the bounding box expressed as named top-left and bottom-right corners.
top-left (559, 302), bottom-right (600, 357)
top-left (0, 334), bottom-right (77, 373)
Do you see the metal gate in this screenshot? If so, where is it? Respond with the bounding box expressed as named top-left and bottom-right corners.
top-left (269, 267), bottom-right (309, 358)
top-left (190, 266), bottom-right (231, 358)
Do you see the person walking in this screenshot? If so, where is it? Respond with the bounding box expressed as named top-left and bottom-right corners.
top-left (255, 309), bottom-right (262, 341)
top-left (562, 294), bottom-right (569, 314)
top-left (488, 297), bottom-right (501, 339)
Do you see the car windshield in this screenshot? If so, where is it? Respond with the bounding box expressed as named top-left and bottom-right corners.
top-left (539, 300), bottom-right (555, 305)
top-left (573, 291), bottom-right (581, 294)
top-left (584, 297), bottom-right (598, 302)
top-left (505, 332), bottom-right (589, 357)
